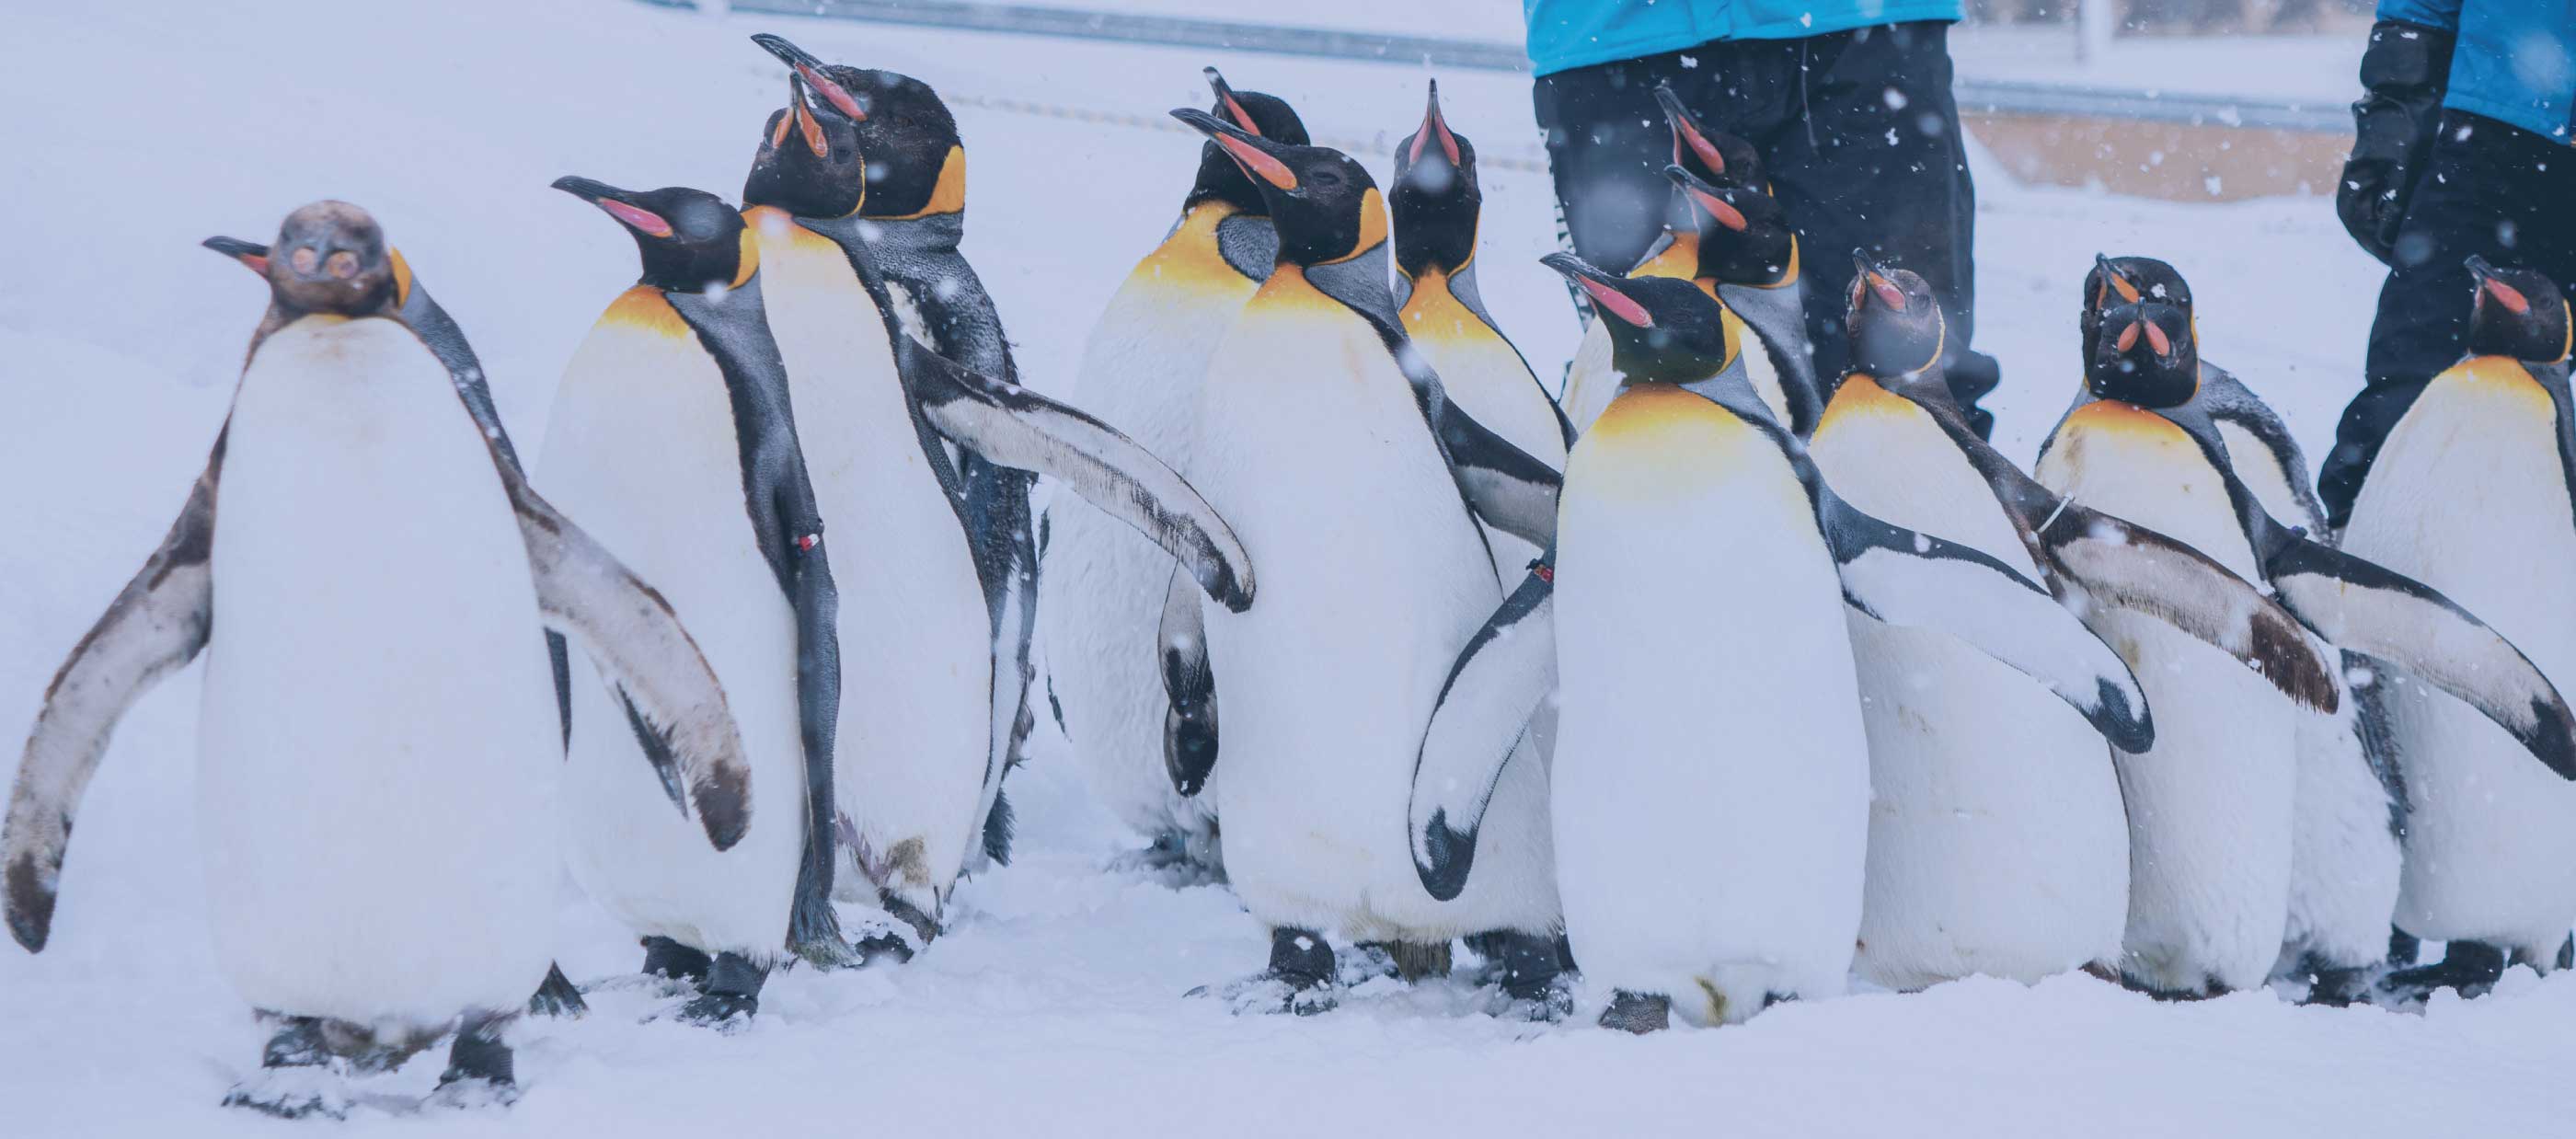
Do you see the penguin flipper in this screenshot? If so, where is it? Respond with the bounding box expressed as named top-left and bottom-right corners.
top-left (1160, 568), bottom-right (1219, 798)
top-left (1429, 399), bottom-right (1563, 548)
top-left (1816, 493), bottom-right (2154, 752)
top-left (5, 439), bottom-right (222, 953)
top-left (2036, 500), bottom-right (2340, 714)
top-left (902, 339), bottom-right (1254, 613)
top-left (2267, 537), bottom-right (2576, 779)
top-left (1409, 556), bottom-right (1557, 901)
top-left (508, 481), bottom-right (753, 853)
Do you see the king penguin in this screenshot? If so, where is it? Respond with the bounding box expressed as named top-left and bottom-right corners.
top-left (200, 234), bottom-right (592, 1018)
top-left (3, 202), bottom-right (756, 1116)
top-left (1808, 262), bottom-right (2137, 991)
top-left (752, 34), bottom-right (1037, 883)
top-left (741, 65), bottom-right (1256, 950)
top-left (2038, 259), bottom-right (2576, 997)
top-left (1390, 78), bottom-right (1573, 588)
top-left (2340, 258), bottom-right (2576, 998)
top-left (1557, 86), bottom-right (1819, 438)
top-left (539, 177), bottom-right (841, 1023)
top-left (1406, 254), bottom-right (2146, 1031)
top-left (2082, 255), bottom-right (2398, 1006)
top-left (1161, 109), bottom-right (1568, 1013)
top-left (1042, 69), bottom-right (1306, 880)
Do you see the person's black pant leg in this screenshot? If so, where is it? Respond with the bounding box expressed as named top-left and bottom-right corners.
top-left (2319, 111), bottom-right (2576, 527)
top-left (1534, 53), bottom-right (1697, 279)
top-left (1759, 22), bottom-right (1997, 435)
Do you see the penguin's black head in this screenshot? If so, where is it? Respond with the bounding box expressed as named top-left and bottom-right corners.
top-left (2080, 253), bottom-right (2193, 365)
top-left (1173, 109), bottom-right (1386, 268)
top-left (1666, 166), bottom-right (1794, 287)
top-left (753, 35), bottom-right (962, 221)
top-left (1544, 252), bottom-right (1733, 384)
top-left (745, 72), bottom-right (868, 219)
top-left (2466, 256), bottom-right (2573, 364)
top-left (2087, 297), bottom-right (2199, 408)
top-left (264, 201), bottom-right (399, 317)
top-left (1845, 254), bottom-right (1948, 384)
top-left (1654, 82), bottom-right (1764, 189)
top-left (1390, 80), bottom-right (1480, 280)
top-left (554, 177), bottom-right (755, 294)
top-left (1188, 68), bottom-right (1310, 215)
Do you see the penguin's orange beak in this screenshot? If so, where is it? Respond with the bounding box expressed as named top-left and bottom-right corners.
top-left (753, 34), bottom-right (864, 121)
top-left (1664, 166), bottom-right (1747, 234)
top-left (1204, 66), bottom-right (1262, 136)
top-left (551, 176), bottom-right (673, 237)
top-left (1173, 108), bottom-right (1297, 190)
top-left (1409, 80), bottom-right (1459, 167)
top-left (788, 75), bottom-right (828, 158)
top-left (1654, 83), bottom-right (1730, 178)
top-left (2484, 277), bottom-right (2531, 315)
top-left (201, 236), bottom-right (270, 276)
top-left (2096, 254), bottom-right (2144, 305)
top-left (1543, 252), bottom-right (1653, 328)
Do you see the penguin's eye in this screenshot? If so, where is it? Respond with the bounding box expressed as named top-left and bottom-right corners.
top-left (1311, 168), bottom-right (1342, 190)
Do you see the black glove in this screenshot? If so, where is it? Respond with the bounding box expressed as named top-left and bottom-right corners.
top-left (2338, 19), bottom-right (2455, 265)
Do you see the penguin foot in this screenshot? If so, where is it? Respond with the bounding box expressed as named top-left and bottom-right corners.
top-left (1186, 974), bottom-right (1339, 1017)
top-left (2387, 926), bottom-right (2421, 968)
top-left (1597, 990), bottom-right (1670, 1034)
top-left (676, 952), bottom-right (766, 1030)
top-left (2294, 964), bottom-right (2381, 1007)
top-left (222, 1066), bottom-right (352, 1121)
top-left (1187, 926), bottom-right (1338, 1015)
top-left (2380, 940), bottom-right (2509, 1003)
top-left (641, 936), bottom-right (713, 986)
top-left (527, 962), bottom-right (588, 1018)
top-left (1105, 834), bottom-right (1226, 887)
top-left (422, 1076), bottom-right (520, 1112)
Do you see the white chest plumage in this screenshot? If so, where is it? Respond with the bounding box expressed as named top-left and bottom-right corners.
top-left (537, 292), bottom-right (806, 957)
top-left (1810, 380), bottom-right (2126, 989)
top-left (1398, 271), bottom-right (1566, 583)
top-left (198, 315), bottom-right (556, 1026)
top-left (2342, 359), bottom-right (2576, 959)
top-left (751, 211), bottom-right (992, 921)
top-left (1041, 213), bottom-right (1256, 850)
top-left (2038, 401), bottom-right (2294, 994)
top-left (1192, 271), bottom-right (1557, 941)
top-left (1552, 385), bottom-right (1866, 1025)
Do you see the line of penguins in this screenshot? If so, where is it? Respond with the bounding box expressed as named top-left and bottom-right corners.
top-left (2, 34), bottom-right (2572, 1115)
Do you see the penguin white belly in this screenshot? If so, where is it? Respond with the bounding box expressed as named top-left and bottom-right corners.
top-left (536, 297), bottom-right (805, 957)
top-left (2039, 403), bottom-right (2294, 993)
top-left (1810, 382), bottom-right (2126, 990)
top-left (2342, 359), bottom-right (2576, 960)
top-left (1195, 280), bottom-right (1558, 940)
top-left (198, 316), bottom-right (555, 1026)
top-left (2215, 420), bottom-right (2399, 972)
top-left (1553, 385), bottom-right (1868, 1025)
top-left (754, 213), bottom-right (991, 920)
top-left (1563, 305), bottom-right (1784, 437)
top-left (1041, 225), bottom-right (1250, 852)
top-left (1400, 277), bottom-right (1567, 584)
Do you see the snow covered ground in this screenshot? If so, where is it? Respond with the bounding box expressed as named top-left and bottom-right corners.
top-left (1, 0), bottom-right (2569, 1133)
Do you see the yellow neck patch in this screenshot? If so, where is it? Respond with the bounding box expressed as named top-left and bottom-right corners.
top-left (2448, 354), bottom-right (2560, 415)
top-left (388, 247), bottom-right (415, 307)
top-left (881, 146), bottom-right (967, 220)
top-left (731, 228), bottom-right (760, 289)
top-left (1134, 201), bottom-right (1257, 294)
top-left (1319, 188), bottom-right (1389, 265)
top-left (601, 285), bottom-right (689, 339)
top-left (1813, 374), bottom-right (1913, 437)
top-left (1632, 232), bottom-right (1696, 282)
top-left (1749, 238), bottom-right (1800, 289)
top-left (2063, 397), bottom-right (2190, 444)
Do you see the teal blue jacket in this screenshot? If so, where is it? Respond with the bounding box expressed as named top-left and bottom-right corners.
top-left (1524, 0), bottom-right (1965, 76)
top-left (2380, 0), bottom-right (2576, 142)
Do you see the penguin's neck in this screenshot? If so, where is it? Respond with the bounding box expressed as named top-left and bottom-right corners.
top-left (1673, 351), bottom-right (1771, 428)
top-left (1395, 259), bottom-right (1489, 326)
top-left (1300, 242), bottom-right (1400, 328)
top-left (859, 210), bottom-right (965, 258)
